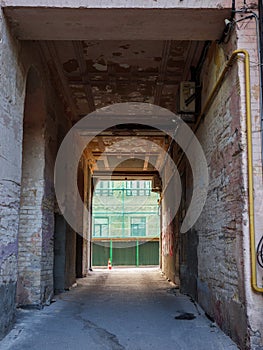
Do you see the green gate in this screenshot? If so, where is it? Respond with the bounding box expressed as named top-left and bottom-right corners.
top-left (92, 239), bottom-right (159, 266)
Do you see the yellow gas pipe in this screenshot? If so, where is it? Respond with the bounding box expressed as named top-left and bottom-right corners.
top-left (239, 49), bottom-right (263, 293)
top-left (177, 49), bottom-right (263, 292)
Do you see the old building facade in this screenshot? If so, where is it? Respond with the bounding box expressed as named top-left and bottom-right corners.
top-left (0, 1), bottom-right (263, 349)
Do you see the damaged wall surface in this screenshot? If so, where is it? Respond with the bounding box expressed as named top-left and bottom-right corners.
top-left (0, 6), bottom-right (73, 336)
top-left (160, 3), bottom-right (263, 348)
top-left (0, 8), bottom-right (24, 338)
top-left (0, 1), bottom-right (263, 349)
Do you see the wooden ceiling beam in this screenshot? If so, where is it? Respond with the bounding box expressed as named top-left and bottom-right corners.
top-left (69, 79), bottom-right (180, 86)
top-left (65, 71), bottom-right (179, 78)
top-left (40, 41), bottom-right (79, 119)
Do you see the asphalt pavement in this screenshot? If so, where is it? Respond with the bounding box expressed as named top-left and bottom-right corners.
top-left (0, 267), bottom-right (238, 350)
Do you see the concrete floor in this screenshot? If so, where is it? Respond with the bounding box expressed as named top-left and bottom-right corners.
top-left (0, 268), bottom-right (238, 350)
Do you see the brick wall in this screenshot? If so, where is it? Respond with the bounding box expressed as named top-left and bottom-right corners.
top-left (16, 47), bottom-right (72, 308)
top-left (0, 8), bottom-right (24, 338)
top-left (235, 5), bottom-right (263, 348)
top-left (194, 40), bottom-right (248, 346)
top-left (0, 9), bottom-right (71, 336)
top-left (192, 10), bottom-right (263, 348)
top-left (161, 5), bottom-right (263, 349)
top-left (16, 67), bottom-right (46, 306)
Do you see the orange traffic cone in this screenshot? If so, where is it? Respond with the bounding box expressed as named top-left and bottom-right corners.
top-left (108, 258), bottom-right (112, 270)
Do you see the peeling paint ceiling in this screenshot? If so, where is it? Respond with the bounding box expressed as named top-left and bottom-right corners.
top-left (41, 39), bottom-right (205, 174)
top-left (42, 40), bottom-right (204, 117)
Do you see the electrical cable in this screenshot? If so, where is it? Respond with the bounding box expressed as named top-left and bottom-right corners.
top-left (222, 6), bottom-right (263, 172)
top-left (257, 235), bottom-right (263, 268)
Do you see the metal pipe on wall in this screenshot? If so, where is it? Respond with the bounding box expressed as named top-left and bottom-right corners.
top-left (238, 50), bottom-right (263, 293)
top-left (177, 49), bottom-right (263, 293)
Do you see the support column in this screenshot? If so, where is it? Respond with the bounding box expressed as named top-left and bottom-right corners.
top-left (83, 162), bottom-right (93, 274)
top-left (136, 240), bottom-right (139, 267)
top-left (17, 67), bottom-right (48, 307)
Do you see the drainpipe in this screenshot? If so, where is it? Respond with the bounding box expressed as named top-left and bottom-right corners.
top-left (177, 50), bottom-right (263, 293)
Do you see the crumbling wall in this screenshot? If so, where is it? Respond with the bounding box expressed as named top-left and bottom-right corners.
top-left (192, 9), bottom-right (263, 347)
top-left (0, 10), bottom-right (71, 336)
top-left (194, 40), bottom-right (248, 347)
top-left (16, 42), bottom-right (72, 307)
top-left (164, 4), bottom-right (263, 349)
top-left (235, 7), bottom-right (263, 349)
top-left (0, 8), bottom-right (25, 338)
top-left (16, 66), bottom-right (46, 307)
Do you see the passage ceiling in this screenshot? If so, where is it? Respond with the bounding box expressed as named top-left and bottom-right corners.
top-left (41, 40), bottom-right (204, 120)
top-left (3, 2), bottom-right (232, 174)
top-left (41, 39), bottom-right (205, 174)
top-left (3, 5), bottom-right (231, 40)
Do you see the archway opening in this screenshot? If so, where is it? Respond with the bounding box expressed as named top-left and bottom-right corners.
top-left (92, 179), bottom-right (160, 268)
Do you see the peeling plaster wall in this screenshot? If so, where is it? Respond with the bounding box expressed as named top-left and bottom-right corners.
top-left (0, 8), bottom-right (24, 339)
top-left (17, 127), bottom-right (45, 305)
top-left (235, 8), bottom-right (263, 349)
top-left (17, 66), bottom-right (46, 307)
top-left (0, 1), bottom-right (262, 348)
top-left (162, 6), bottom-right (263, 349)
top-left (0, 10), bottom-right (71, 337)
top-left (194, 40), bottom-right (248, 347)
top-left (192, 13), bottom-right (263, 349)
top-left (16, 43), bottom-right (72, 308)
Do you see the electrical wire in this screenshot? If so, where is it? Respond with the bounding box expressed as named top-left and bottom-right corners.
top-left (224, 7), bottom-right (263, 171)
top-left (257, 235), bottom-right (263, 268)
